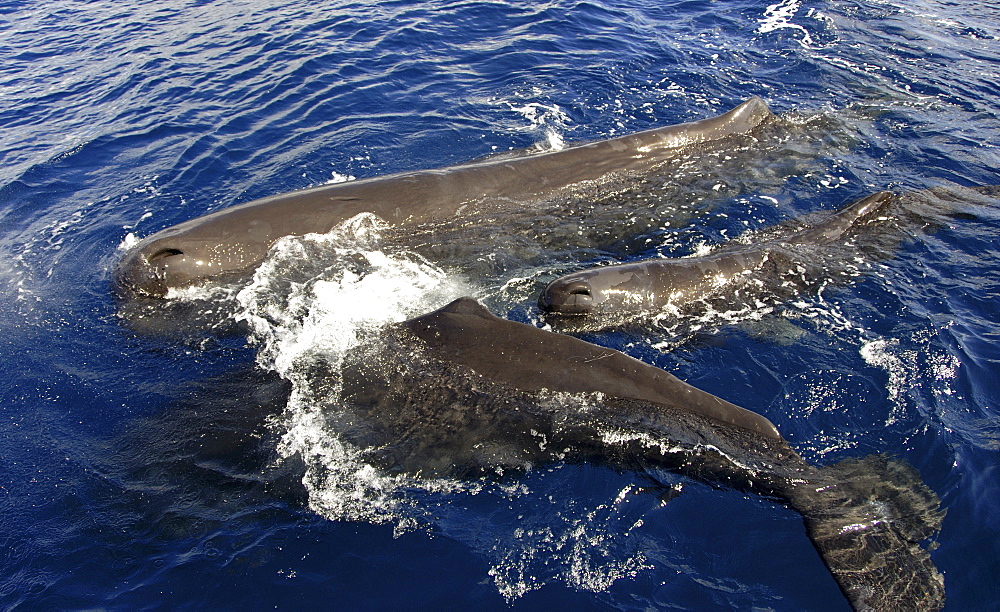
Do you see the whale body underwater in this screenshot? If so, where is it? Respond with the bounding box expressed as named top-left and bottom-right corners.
top-left (538, 190), bottom-right (896, 316)
top-left (114, 98), bottom-right (952, 609)
top-left (539, 184), bottom-right (999, 325)
top-left (341, 297), bottom-right (945, 611)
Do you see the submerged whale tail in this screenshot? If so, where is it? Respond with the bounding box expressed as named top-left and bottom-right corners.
top-left (789, 455), bottom-right (945, 611)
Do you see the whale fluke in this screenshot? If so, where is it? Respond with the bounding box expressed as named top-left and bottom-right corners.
top-left (789, 455), bottom-right (945, 610)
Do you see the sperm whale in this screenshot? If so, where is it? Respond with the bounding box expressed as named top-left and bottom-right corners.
top-left (116, 97), bottom-right (774, 297)
top-left (335, 297), bottom-right (945, 611)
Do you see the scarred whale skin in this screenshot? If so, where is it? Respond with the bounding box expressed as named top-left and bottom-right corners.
top-left (344, 298), bottom-right (944, 611)
top-left (116, 97), bottom-right (774, 297)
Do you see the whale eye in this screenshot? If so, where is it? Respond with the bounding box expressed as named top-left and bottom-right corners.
top-left (149, 248), bottom-right (184, 262)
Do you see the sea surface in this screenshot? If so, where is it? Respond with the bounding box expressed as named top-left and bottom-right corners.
top-left (2, 0), bottom-right (999, 609)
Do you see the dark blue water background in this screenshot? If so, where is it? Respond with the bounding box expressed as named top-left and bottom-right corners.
top-left (2, 0), bottom-right (998, 609)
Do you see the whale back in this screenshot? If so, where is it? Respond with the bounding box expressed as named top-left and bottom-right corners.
top-left (402, 297), bottom-right (782, 440)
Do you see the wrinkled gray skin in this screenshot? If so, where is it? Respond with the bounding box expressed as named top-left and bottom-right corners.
top-left (117, 97), bottom-right (774, 297)
top-left (342, 298), bottom-right (944, 611)
top-left (539, 190), bottom-right (895, 315)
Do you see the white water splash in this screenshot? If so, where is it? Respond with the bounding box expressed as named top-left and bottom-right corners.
top-left (234, 213), bottom-right (470, 523)
top-left (860, 330), bottom-right (960, 425)
top-left (485, 475), bottom-right (652, 601)
top-left (758, 0), bottom-right (817, 48)
top-left (489, 513), bottom-right (650, 600)
top-left (236, 214), bottom-right (460, 371)
top-left (504, 99), bottom-right (571, 151)
top-left (118, 231), bottom-right (140, 251)
top-left (325, 170), bottom-right (356, 184)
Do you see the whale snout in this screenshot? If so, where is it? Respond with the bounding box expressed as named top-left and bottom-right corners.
top-left (116, 246), bottom-right (169, 298)
top-left (116, 227), bottom-right (265, 298)
top-left (538, 277), bottom-right (595, 315)
top-left (115, 241), bottom-right (193, 298)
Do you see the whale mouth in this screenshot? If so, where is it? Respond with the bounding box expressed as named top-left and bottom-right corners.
top-left (538, 278), bottom-right (594, 315)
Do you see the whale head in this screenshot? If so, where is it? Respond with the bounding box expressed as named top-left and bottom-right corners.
top-left (537, 275), bottom-right (599, 314)
top-left (538, 262), bottom-right (664, 317)
top-left (117, 238), bottom-right (207, 298)
top-left (116, 228), bottom-right (264, 298)
top-left (115, 200), bottom-right (285, 298)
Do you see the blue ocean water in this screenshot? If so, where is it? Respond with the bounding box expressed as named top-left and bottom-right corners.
top-left (2, 0), bottom-right (999, 609)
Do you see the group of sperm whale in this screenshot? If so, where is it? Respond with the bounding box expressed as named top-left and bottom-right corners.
top-left (116, 98), bottom-right (955, 610)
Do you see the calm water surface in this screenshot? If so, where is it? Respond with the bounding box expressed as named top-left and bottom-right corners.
top-left (1, 0), bottom-right (998, 609)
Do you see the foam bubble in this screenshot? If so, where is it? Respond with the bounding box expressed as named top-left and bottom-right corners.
top-left (860, 329), bottom-right (960, 424)
top-left (758, 0), bottom-right (817, 48)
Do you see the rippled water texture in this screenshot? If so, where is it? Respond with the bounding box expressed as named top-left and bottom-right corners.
top-left (1, 0), bottom-right (998, 609)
